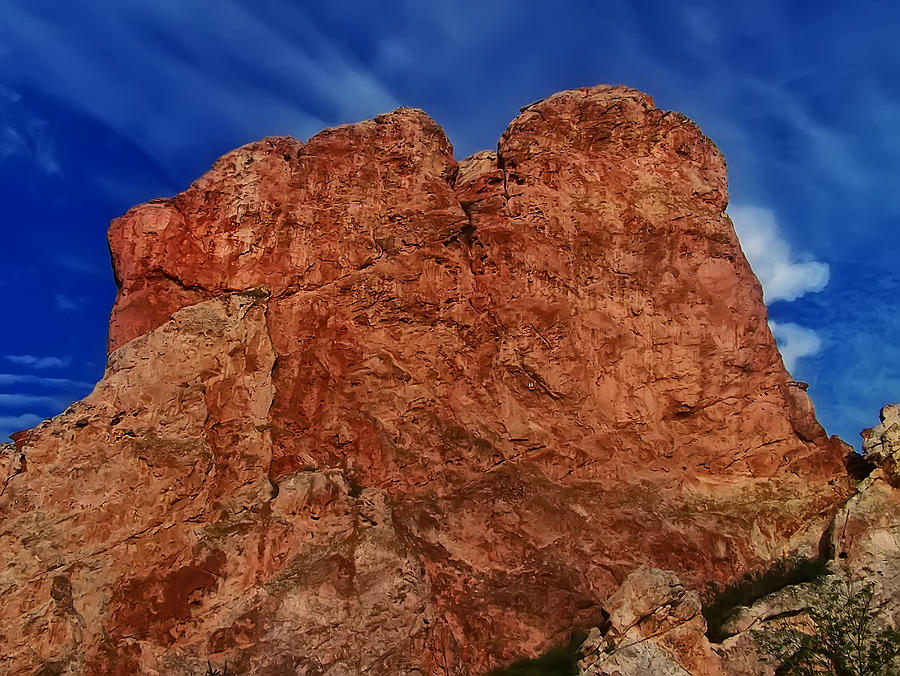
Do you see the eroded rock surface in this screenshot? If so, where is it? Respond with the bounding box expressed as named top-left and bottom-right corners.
top-left (573, 403), bottom-right (900, 676)
top-left (861, 403), bottom-right (900, 477)
top-left (830, 402), bottom-right (900, 626)
top-left (1, 85), bottom-right (853, 674)
top-left (1, 293), bottom-right (433, 674)
top-left (578, 566), bottom-right (724, 675)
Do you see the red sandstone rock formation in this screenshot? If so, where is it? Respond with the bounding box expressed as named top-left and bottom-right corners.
top-left (1, 85), bottom-right (853, 674)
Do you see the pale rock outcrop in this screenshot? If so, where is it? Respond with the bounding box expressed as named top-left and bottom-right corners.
top-left (576, 569), bottom-right (838, 676)
top-left (861, 403), bottom-right (900, 478)
top-left (578, 566), bottom-right (724, 675)
top-left (831, 402), bottom-right (900, 625)
top-left (711, 580), bottom-right (827, 676)
top-left (719, 580), bottom-right (822, 637)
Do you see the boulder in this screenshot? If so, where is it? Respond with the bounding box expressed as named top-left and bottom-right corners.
top-left (578, 566), bottom-right (724, 675)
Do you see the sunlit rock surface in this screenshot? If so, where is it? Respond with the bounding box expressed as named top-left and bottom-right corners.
top-left (1, 85), bottom-right (853, 674)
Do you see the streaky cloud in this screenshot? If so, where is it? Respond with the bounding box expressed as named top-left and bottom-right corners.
top-left (0, 373), bottom-right (94, 389)
top-left (0, 392), bottom-right (65, 408)
top-left (4, 354), bottom-right (71, 370)
top-left (54, 293), bottom-right (80, 311)
top-left (0, 84), bottom-right (61, 175)
top-left (0, 2), bottom-right (399, 172)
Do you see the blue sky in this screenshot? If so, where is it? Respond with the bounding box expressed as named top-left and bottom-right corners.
top-left (0, 0), bottom-right (897, 446)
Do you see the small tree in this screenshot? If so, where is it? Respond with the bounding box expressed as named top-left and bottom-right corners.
top-left (753, 576), bottom-right (900, 675)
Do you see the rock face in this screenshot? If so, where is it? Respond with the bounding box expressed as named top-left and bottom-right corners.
top-left (860, 404), bottom-right (900, 476)
top-left (573, 404), bottom-right (900, 676)
top-left (831, 403), bottom-right (900, 626)
top-left (0, 85), bottom-right (853, 674)
top-left (578, 566), bottom-right (724, 675)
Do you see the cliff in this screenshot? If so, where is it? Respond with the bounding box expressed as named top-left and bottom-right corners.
top-left (0, 85), bottom-right (855, 674)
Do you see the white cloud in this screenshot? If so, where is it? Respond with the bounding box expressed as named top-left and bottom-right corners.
top-left (769, 321), bottom-right (822, 373)
top-left (0, 373), bottom-right (92, 389)
top-left (0, 413), bottom-right (43, 439)
top-left (729, 205), bottom-right (830, 303)
top-left (4, 354), bottom-right (70, 370)
top-left (0, 393), bottom-right (60, 407)
top-left (54, 293), bottom-right (80, 311)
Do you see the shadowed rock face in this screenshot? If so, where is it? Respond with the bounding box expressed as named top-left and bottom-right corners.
top-left (1, 85), bottom-right (852, 674)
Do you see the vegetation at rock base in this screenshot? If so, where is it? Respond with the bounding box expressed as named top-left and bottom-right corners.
top-left (487, 632), bottom-right (586, 676)
top-left (204, 662), bottom-right (230, 675)
top-left (702, 555), bottom-right (831, 643)
top-left (752, 576), bottom-right (900, 675)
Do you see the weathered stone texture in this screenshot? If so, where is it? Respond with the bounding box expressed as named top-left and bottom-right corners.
top-left (1, 85), bottom-right (853, 674)
top-left (578, 566), bottom-right (725, 675)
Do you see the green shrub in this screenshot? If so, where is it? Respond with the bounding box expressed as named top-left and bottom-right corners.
top-left (204, 662), bottom-right (229, 676)
top-left (752, 576), bottom-right (900, 675)
top-left (487, 633), bottom-right (586, 676)
top-left (702, 555), bottom-right (831, 643)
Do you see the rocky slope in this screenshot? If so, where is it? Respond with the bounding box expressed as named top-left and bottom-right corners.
top-left (576, 404), bottom-right (900, 676)
top-left (0, 85), bottom-right (856, 674)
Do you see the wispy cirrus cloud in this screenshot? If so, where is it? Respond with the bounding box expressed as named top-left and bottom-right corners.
top-left (0, 2), bottom-right (400, 173)
top-left (0, 392), bottom-right (68, 407)
top-left (4, 354), bottom-right (71, 370)
top-left (54, 293), bottom-right (80, 311)
top-left (0, 365), bottom-right (91, 440)
top-left (0, 413), bottom-right (44, 440)
top-left (0, 373), bottom-right (93, 389)
top-left (0, 84), bottom-right (61, 175)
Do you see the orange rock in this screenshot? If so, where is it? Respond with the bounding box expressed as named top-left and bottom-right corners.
top-left (1, 85), bottom-right (852, 674)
